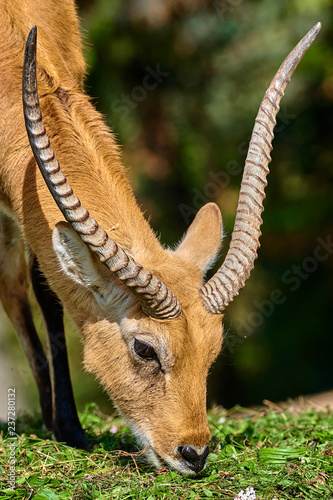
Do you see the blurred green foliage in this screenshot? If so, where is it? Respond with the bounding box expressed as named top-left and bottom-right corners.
top-left (1, 0), bottom-right (332, 416)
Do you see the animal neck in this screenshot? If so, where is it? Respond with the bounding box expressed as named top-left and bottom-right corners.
top-left (38, 87), bottom-right (164, 264)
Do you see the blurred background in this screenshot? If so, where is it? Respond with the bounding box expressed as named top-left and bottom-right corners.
top-left (0, 0), bottom-right (332, 418)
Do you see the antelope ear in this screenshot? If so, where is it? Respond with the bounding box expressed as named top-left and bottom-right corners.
top-left (52, 222), bottom-right (123, 308)
top-left (52, 222), bottom-right (101, 287)
top-left (175, 203), bottom-right (223, 274)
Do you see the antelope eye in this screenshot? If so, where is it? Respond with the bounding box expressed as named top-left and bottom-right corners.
top-left (134, 339), bottom-right (157, 360)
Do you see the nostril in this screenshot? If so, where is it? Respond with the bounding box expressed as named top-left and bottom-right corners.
top-left (178, 445), bottom-right (209, 473)
top-left (181, 445), bottom-right (199, 462)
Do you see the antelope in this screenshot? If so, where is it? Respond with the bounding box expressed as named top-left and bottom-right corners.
top-left (0, 0), bottom-right (320, 475)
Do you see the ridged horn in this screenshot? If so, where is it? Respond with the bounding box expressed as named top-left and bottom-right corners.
top-left (22, 26), bottom-right (181, 320)
top-left (200, 22), bottom-right (321, 314)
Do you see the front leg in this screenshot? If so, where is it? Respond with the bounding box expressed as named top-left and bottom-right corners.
top-left (31, 256), bottom-right (90, 450)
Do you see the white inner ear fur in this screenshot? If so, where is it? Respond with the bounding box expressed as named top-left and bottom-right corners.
top-left (52, 222), bottom-right (126, 309)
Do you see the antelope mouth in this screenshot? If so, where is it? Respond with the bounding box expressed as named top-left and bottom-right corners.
top-left (146, 446), bottom-right (207, 476)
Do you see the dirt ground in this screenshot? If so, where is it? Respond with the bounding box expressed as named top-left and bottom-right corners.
top-left (250, 390), bottom-right (333, 415)
top-left (278, 390), bottom-right (333, 412)
top-left (228, 390), bottom-right (333, 418)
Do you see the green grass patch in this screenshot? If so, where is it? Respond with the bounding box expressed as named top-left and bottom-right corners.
top-left (1, 403), bottom-right (332, 499)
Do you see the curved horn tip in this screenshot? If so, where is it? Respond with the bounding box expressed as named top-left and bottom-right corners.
top-left (29, 25), bottom-right (37, 39)
top-left (23, 26), bottom-right (38, 94)
top-left (303, 21), bottom-right (321, 46)
top-left (312, 22), bottom-right (322, 34)
top-left (25, 25), bottom-right (37, 56)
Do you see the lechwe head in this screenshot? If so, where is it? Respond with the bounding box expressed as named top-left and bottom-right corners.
top-left (22, 23), bottom-right (320, 474)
